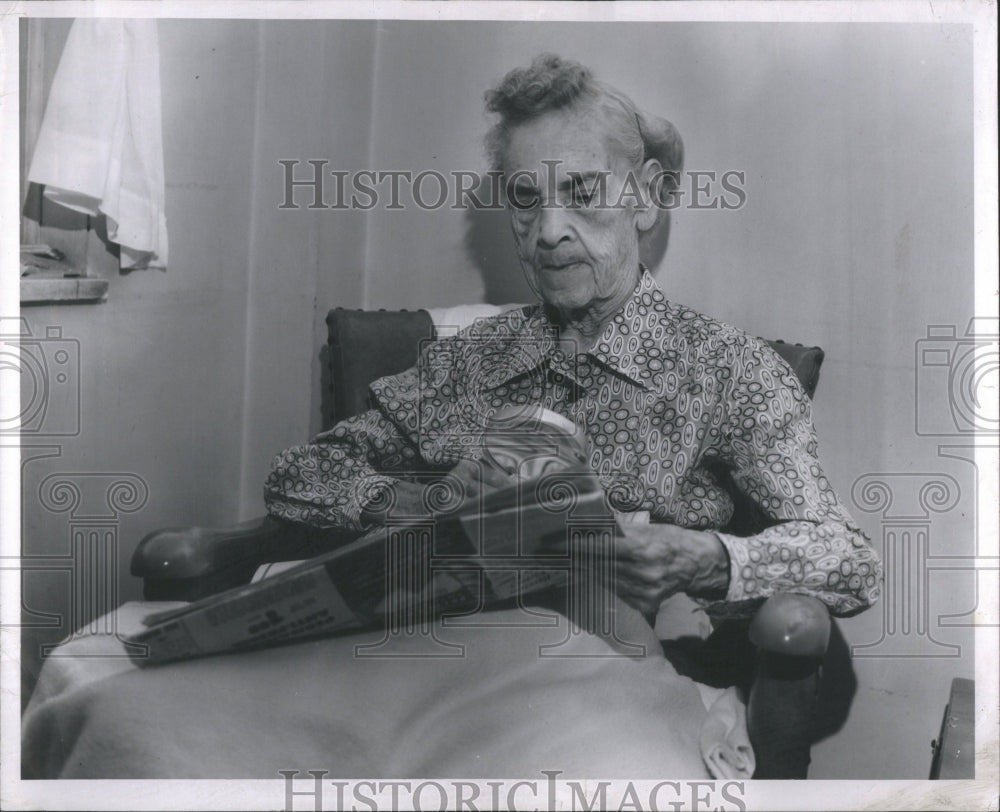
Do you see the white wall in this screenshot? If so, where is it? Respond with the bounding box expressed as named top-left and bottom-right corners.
top-left (19, 19), bottom-right (977, 778)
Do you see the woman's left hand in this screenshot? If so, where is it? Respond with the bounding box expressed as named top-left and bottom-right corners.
top-left (609, 524), bottom-right (731, 615)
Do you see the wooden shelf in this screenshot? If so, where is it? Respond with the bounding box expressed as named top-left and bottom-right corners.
top-left (21, 277), bottom-right (109, 305)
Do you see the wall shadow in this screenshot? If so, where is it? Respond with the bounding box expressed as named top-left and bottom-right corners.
top-left (639, 212), bottom-right (671, 272)
top-left (811, 620), bottom-right (859, 743)
top-left (319, 341), bottom-right (334, 433)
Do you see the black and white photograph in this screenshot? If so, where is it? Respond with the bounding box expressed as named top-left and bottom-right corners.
top-left (1, 2), bottom-right (997, 810)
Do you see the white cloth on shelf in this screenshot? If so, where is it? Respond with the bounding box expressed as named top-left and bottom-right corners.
top-left (28, 19), bottom-right (168, 270)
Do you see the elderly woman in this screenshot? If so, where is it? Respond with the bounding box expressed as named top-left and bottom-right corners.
top-left (23, 54), bottom-right (883, 784)
top-left (265, 54), bottom-right (880, 620)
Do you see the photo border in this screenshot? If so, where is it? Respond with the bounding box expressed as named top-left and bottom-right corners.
top-left (2, 2), bottom-right (996, 810)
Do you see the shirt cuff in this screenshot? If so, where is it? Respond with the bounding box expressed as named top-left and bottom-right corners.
top-left (684, 532), bottom-right (764, 620)
top-left (713, 530), bottom-right (758, 603)
top-left (349, 474), bottom-right (403, 530)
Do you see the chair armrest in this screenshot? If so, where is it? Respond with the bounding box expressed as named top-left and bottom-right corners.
top-left (131, 516), bottom-right (282, 580)
top-left (130, 516), bottom-right (355, 602)
top-left (747, 594), bottom-right (832, 778)
top-left (748, 592), bottom-right (831, 658)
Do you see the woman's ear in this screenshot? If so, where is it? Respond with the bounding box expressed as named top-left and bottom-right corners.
top-left (636, 158), bottom-right (663, 233)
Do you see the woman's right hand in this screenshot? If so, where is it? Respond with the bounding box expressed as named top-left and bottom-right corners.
top-left (359, 460), bottom-right (514, 527)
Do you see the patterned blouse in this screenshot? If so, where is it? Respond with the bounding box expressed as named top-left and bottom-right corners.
top-left (265, 270), bottom-right (881, 617)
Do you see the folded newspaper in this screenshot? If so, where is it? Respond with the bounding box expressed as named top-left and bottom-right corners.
top-left (127, 407), bottom-right (620, 666)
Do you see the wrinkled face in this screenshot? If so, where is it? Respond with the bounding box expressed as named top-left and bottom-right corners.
top-left (502, 109), bottom-right (653, 323)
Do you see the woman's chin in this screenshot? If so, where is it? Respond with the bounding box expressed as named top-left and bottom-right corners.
top-left (536, 272), bottom-right (595, 310)
top-left (540, 289), bottom-right (594, 314)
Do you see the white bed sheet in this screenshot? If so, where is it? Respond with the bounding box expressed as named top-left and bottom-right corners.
top-left (22, 598), bottom-right (749, 780)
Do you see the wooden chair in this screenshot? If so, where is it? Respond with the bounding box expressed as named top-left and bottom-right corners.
top-left (131, 306), bottom-right (836, 778)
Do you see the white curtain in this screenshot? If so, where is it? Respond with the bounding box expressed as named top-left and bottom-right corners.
top-left (27, 19), bottom-right (168, 270)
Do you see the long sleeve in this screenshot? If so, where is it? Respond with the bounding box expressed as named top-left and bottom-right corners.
top-left (707, 341), bottom-right (882, 618)
top-left (263, 329), bottom-right (499, 532)
top-left (264, 408), bottom-right (421, 531)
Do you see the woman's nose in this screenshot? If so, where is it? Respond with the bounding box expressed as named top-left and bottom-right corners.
top-left (536, 202), bottom-right (572, 247)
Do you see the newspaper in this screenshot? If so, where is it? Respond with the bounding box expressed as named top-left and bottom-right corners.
top-left (127, 409), bottom-right (618, 665)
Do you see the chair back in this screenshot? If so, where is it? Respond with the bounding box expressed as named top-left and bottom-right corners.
top-left (326, 306), bottom-right (824, 429)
